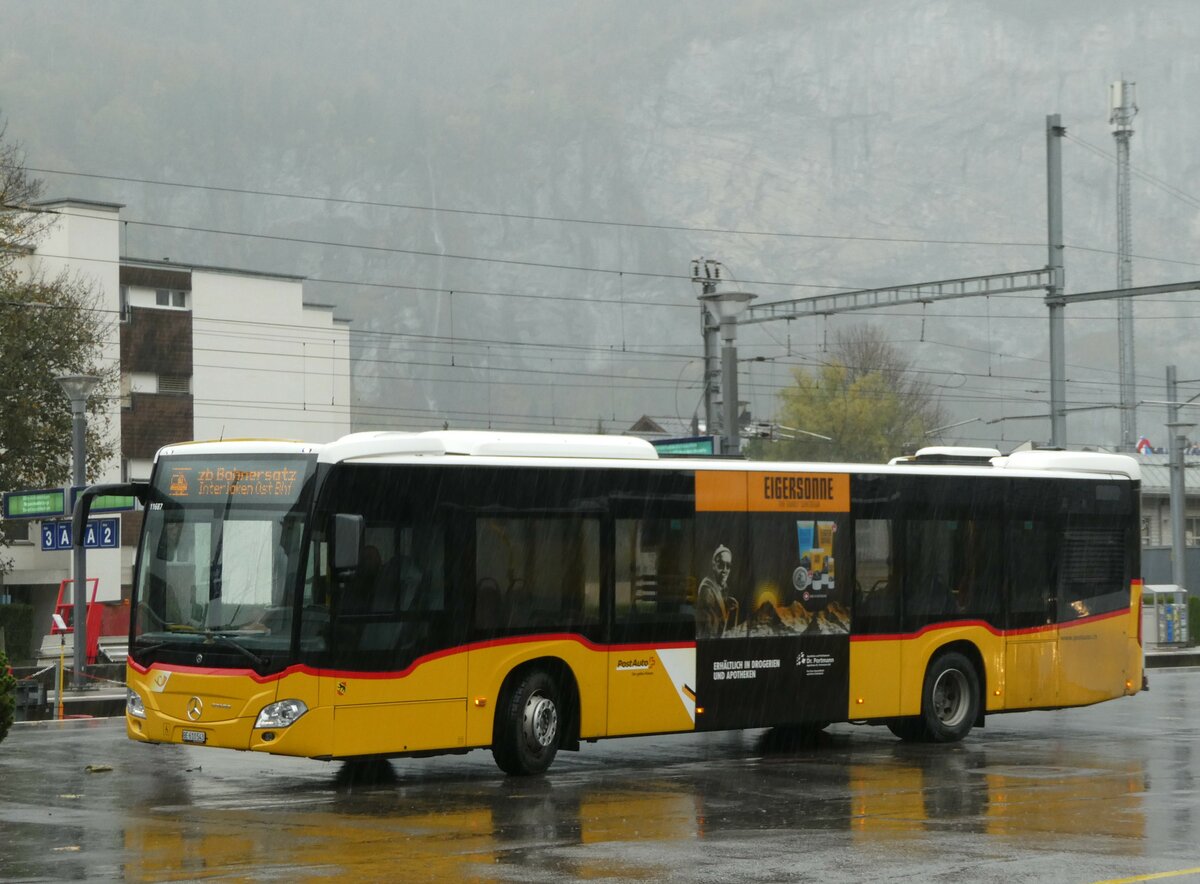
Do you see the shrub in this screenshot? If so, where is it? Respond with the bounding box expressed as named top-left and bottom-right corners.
top-left (0, 604), bottom-right (35, 664)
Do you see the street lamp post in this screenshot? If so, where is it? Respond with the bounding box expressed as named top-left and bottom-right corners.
top-left (698, 290), bottom-right (756, 455)
top-left (55, 374), bottom-right (99, 690)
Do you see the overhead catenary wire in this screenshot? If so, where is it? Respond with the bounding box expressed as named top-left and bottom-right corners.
top-left (13, 163), bottom-right (1200, 441)
top-left (27, 164), bottom-right (1047, 249)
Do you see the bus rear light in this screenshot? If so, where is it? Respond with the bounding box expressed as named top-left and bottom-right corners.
top-left (255, 699), bottom-right (308, 729)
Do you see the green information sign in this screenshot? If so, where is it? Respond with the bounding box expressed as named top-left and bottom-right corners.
top-left (69, 487), bottom-right (138, 514)
top-left (651, 436), bottom-right (718, 456)
top-left (3, 488), bottom-right (67, 519)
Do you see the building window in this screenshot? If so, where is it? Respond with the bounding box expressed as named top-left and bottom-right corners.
top-left (1, 520), bottom-right (30, 544)
top-left (155, 289), bottom-right (187, 308)
top-left (158, 375), bottom-right (191, 395)
top-left (119, 285), bottom-right (131, 321)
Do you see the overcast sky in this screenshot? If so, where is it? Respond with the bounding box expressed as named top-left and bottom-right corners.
top-left (3, 1), bottom-right (1199, 450)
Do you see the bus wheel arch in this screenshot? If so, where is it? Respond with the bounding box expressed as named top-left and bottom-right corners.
top-left (491, 658), bottom-right (580, 776)
top-left (889, 642), bottom-right (984, 743)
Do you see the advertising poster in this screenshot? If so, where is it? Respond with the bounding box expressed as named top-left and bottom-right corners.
top-left (694, 471), bottom-right (851, 730)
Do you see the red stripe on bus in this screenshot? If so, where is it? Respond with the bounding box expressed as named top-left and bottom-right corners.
top-left (128, 634), bottom-right (696, 683)
top-left (849, 606), bottom-right (1131, 643)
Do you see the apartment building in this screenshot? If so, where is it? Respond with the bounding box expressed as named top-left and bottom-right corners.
top-left (1, 199), bottom-right (350, 650)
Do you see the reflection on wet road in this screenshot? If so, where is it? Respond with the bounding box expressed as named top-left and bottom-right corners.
top-left (2, 670), bottom-right (1198, 882)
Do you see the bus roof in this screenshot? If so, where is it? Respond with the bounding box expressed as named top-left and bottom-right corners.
top-left (319, 431), bottom-right (660, 463)
top-left (157, 433), bottom-right (1140, 482)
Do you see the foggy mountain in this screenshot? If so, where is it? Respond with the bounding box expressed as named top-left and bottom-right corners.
top-left (3, 0), bottom-right (1199, 449)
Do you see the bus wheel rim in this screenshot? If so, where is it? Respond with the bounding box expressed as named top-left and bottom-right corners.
top-left (523, 692), bottom-right (558, 750)
top-left (932, 669), bottom-right (969, 728)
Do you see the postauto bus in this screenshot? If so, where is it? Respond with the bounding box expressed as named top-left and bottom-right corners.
top-left (75, 431), bottom-right (1144, 775)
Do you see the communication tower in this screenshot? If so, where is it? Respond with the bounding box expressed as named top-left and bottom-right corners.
top-left (1111, 79), bottom-right (1138, 451)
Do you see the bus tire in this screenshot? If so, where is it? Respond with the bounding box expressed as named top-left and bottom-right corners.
top-left (888, 652), bottom-right (980, 743)
top-left (924, 651), bottom-right (980, 742)
top-left (492, 669), bottom-right (561, 776)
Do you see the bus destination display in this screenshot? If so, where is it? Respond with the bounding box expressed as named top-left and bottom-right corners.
top-left (159, 458), bottom-right (310, 504)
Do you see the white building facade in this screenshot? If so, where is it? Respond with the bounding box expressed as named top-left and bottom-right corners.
top-left (2, 199), bottom-right (350, 654)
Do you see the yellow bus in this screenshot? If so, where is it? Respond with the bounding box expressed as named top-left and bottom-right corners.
top-left (76, 432), bottom-right (1144, 775)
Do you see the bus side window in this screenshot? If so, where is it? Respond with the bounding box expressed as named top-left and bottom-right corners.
top-left (853, 518), bottom-right (900, 634)
top-left (472, 516), bottom-right (601, 637)
top-left (613, 516), bottom-right (695, 642)
top-left (1058, 518), bottom-right (1129, 620)
top-left (1006, 519), bottom-right (1052, 628)
top-left (956, 518), bottom-right (1004, 621)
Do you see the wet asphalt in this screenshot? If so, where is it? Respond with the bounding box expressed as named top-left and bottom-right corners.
top-left (1, 669), bottom-right (1198, 883)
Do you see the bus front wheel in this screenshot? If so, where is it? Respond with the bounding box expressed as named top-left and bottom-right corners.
top-left (492, 669), bottom-right (561, 776)
top-left (888, 651), bottom-right (980, 743)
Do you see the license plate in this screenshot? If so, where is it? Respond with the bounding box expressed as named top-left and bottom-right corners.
top-left (181, 729), bottom-right (207, 744)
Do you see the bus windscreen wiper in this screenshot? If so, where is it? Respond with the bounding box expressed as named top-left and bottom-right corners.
top-left (203, 632), bottom-right (268, 669)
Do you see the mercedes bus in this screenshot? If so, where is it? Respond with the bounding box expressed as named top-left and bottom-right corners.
top-left (75, 431), bottom-right (1144, 775)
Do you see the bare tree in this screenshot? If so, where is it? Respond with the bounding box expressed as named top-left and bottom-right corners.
top-left (747, 325), bottom-right (946, 463)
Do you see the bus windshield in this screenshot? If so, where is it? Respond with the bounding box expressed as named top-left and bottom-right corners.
top-left (130, 453), bottom-right (315, 671)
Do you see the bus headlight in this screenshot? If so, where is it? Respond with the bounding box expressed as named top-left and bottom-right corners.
top-left (255, 699), bottom-right (308, 729)
top-left (127, 688), bottom-right (147, 720)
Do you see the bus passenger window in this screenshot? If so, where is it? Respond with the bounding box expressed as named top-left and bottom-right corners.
top-left (613, 517), bottom-right (695, 640)
top-left (473, 516), bottom-right (600, 637)
top-left (1058, 521), bottom-right (1128, 620)
top-left (1005, 519), bottom-right (1052, 628)
top-left (852, 518), bottom-right (899, 633)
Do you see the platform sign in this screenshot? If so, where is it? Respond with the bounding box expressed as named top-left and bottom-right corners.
top-left (40, 518), bottom-right (119, 551)
top-left (69, 486), bottom-right (138, 514)
top-left (4, 488), bottom-right (67, 519)
top-left (651, 436), bottom-right (719, 456)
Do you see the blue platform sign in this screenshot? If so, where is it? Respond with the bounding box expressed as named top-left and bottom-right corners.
top-left (40, 518), bottom-right (119, 551)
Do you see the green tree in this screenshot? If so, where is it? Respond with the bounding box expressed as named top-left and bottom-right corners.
top-left (747, 325), bottom-right (946, 463)
top-left (0, 119), bottom-right (116, 571)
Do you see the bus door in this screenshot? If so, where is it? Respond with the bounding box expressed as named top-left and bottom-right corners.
top-left (1003, 515), bottom-right (1058, 709)
top-left (318, 467), bottom-right (469, 757)
top-left (850, 515), bottom-right (903, 719)
top-left (608, 509), bottom-right (699, 736)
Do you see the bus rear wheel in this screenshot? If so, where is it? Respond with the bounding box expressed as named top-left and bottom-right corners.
top-left (888, 651), bottom-right (980, 743)
top-left (492, 669), bottom-right (562, 776)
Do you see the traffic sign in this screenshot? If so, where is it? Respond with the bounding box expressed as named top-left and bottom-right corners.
top-left (4, 488), bottom-right (67, 519)
top-left (40, 518), bottom-right (120, 551)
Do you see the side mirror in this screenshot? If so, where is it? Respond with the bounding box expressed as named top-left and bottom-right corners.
top-left (72, 481), bottom-right (149, 546)
top-left (332, 513), bottom-right (364, 578)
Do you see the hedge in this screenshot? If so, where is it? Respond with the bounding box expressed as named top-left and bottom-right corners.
top-left (0, 604), bottom-right (35, 665)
